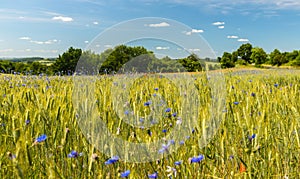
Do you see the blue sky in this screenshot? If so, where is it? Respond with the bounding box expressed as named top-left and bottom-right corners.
top-left (0, 0), bottom-right (300, 58)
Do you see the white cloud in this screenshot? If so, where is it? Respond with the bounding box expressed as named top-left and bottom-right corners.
top-left (52, 16), bottom-right (73, 22)
top-left (147, 22), bottom-right (170, 27)
top-left (19, 36), bottom-right (31, 40)
top-left (93, 21), bottom-right (99, 25)
top-left (29, 39), bottom-right (59, 45)
top-left (238, 38), bottom-right (249, 42)
top-left (227, 35), bottom-right (239, 39)
top-left (84, 41), bottom-right (89, 44)
top-left (185, 29), bottom-right (204, 35)
top-left (156, 46), bottom-right (170, 50)
top-left (212, 21), bottom-right (225, 26)
top-left (218, 26), bottom-right (225, 29)
top-left (189, 48), bottom-right (201, 52)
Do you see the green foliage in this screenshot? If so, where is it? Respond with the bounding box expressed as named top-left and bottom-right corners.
top-left (220, 52), bottom-right (235, 68)
top-left (237, 43), bottom-right (253, 64)
top-left (250, 47), bottom-right (267, 66)
top-left (52, 47), bottom-right (82, 74)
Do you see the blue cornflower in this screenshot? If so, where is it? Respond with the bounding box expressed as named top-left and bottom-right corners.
top-left (153, 93), bottom-right (157, 97)
top-left (251, 92), bottom-right (256, 97)
top-left (233, 102), bottom-right (239, 105)
top-left (190, 154), bottom-right (204, 163)
top-left (165, 108), bottom-right (171, 112)
top-left (162, 129), bottom-right (167, 133)
top-left (274, 84), bottom-right (279, 87)
top-left (154, 87), bottom-right (159, 91)
top-left (229, 155), bottom-right (234, 160)
top-left (248, 134), bottom-right (256, 141)
top-left (144, 101), bottom-right (151, 106)
top-left (192, 129), bottom-right (195, 133)
top-left (158, 143), bottom-right (170, 154)
top-left (35, 134), bottom-right (47, 143)
top-left (179, 141), bottom-right (184, 145)
top-left (68, 150), bottom-right (79, 158)
top-left (172, 112), bottom-right (177, 117)
top-left (169, 140), bottom-right (175, 145)
top-left (25, 120), bottom-right (30, 125)
top-left (124, 110), bottom-right (129, 115)
top-left (120, 170), bottom-right (130, 178)
top-left (105, 156), bottom-right (119, 165)
top-left (175, 161), bottom-right (182, 166)
top-left (148, 172), bottom-right (158, 178)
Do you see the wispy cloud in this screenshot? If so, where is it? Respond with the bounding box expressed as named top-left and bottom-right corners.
top-left (21, 39), bottom-right (60, 45)
top-left (156, 46), bottom-right (170, 50)
top-left (52, 16), bottom-right (74, 22)
top-left (218, 25), bottom-right (225, 29)
top-left (146, 22), bottom-right (170, 27)
top-left (227, 35), bottom-right (239, 39)
top-left (185, 29), bottom-right (204, 35)
top-left (19, 37), bottom-right (31, 40)
top-left (93, 21), bottom-right (99, 25)
top-left (212, 21), bottom-right (225, 26)
top-left (237, 38), bottom-right (249, 42)
top-left (189, 48), bottom-right (201, 52)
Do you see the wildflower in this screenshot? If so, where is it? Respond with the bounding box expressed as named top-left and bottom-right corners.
top-left (251, 92), bottom-right (256, 97)
top-left (105, 156), bottom-right (119, 165)
top-left (68, 150), bottom-right (79, 158)
top-left (35, 134), bottom-right (47, 143)
top-left (233, 102), bottom-right (239, 105)
top-left (153, 93), bottom-right (157, 97)
top-left (169, 140), bottom-right (175, 145)
top-left (162, 129), bottom-right (167, 133)
top-left (174, 161), bottom-right (182, 165)
top-left (25, 119), bottom-right (30, 125)
top-left (231, 86), bottom-right (234, 89)
top-left (154, 87), bottom-right (159, 91)
top-left (144, 101), bottom-right (151, 106)
top-left (176, 118), bottom-right (182, 125)
top-left (148, 172), bottom-right (158, 178)
top-left (192, 129), bottom-right (195, 133)
top-left (239, 162), bottom-right (246, 173)
top-left (166, 166), bottom-right (177, 178)
top-left (274, 84), bottom-right (279, 87)
top-left (120, 170), bottom-right (130, 178)
top-left (165, 108), bottom-right (171, 112)
top-left (190, 154), bottom-right (204, 163)
top-left (248, 134), bottom-right (256, 142)
top-left (158, 143), bottom-right (170, 154)
top-left (172, 112), bottom-right (177, 117)
top-left (124, 110), bottom-right (129, 115)
top-left (229, 155), bottom-right (234, 160)
top-left (179, 141), bottom-right (184, 145)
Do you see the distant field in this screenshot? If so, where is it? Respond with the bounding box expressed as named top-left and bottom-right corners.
top-left (0, 69), bottom-right (299, 178)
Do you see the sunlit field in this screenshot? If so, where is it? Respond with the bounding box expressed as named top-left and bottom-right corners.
top-left (0, 69), bottom-right (299, 178)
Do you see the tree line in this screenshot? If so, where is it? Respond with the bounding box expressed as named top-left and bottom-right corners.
top-left (219, 43), bottom-right (300, 68)
top-left (0, 44), bottom-right (299, 75)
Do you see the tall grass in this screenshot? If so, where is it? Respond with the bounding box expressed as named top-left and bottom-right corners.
top-left (0, 69), bottom-right (299, 178)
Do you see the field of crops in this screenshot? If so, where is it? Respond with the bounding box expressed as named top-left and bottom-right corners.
top-left (0, 69), bottom-right (299, 178)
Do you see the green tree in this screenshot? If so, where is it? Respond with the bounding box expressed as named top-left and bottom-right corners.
top-left (237, 43), bottom-right (253, 64)
top-left (52, 47), bottom-right (82, 74)
top-left (220, 52), bottom-right (235, 68)
top-left (269, 49), bottom-right (284, 66)
top-left (250, 47), bottom-right (267, 66)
